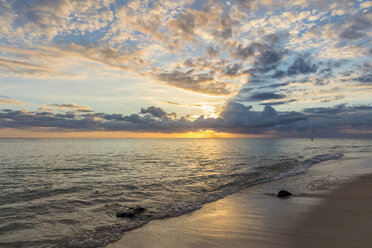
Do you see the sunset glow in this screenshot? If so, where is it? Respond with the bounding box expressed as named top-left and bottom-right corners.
top-left (0, 0), bottom-right (371, 137)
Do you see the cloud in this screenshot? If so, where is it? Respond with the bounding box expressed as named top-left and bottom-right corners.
top-left (50, 103), bottom-right (91, 111)
top-left (302, 104), bottom-right (372, 115)
top-left (161, 101), bottom-right (206, 110)
top-left (319, 95), bottom-right (344, 103)
top-left (0, 57), bottom-right (58, 77)
top-left (271, 70), bottom-right (286, 78)
top-left (219, 103), bottom-right (372, 136)
top-left (0, 43), bottom-right (146, 79)
top-left (245, 92), bottom-right (286, 101)
top-left (219, 101), bottom-right (306, 133)
top-left (0, 0), bottom-right (371, 139)
top-left (222, 63), bottom-right (243, 77)
top-left (168, 10), bottom-right (197, 42)
top-left (350, 61), bottom-right (372, 84)
top-left (140, 106), bottom-right (168, 119)
top-left (63, 43), bottom-right (145, 71)
top-left (154, 69), bottom-right (234, 95)
top-left (180, 57), bottom-right (228, 70)
top-left (260, 99), bottom-right (296, 105)
top-left (235, 0), bottom-right (259, 9)
top-left (234, 0), bottom-right (274, 10)
top-left (2, 0), bottom-right (114, 42)
top-left (167, 5), bottom-right (239, 46)
top-left (287, 54), bottom-right (318, 76)
top-left (254, 50), bottom-right (287, 73)
top-left (114, 4), bottom-right (164, 41)
top-left (1, 102), bottom-right (372, 137)
top-left (151, 55), bottom-right (249, 95)
top-left (162, 101), bottom-right (184, 106)
top-left (0, 98), bottom-right (24, 105)
top-left (228, 32), bottom-right (289, 74)
top-left (353, 74), bottom-right (372, 84)
top-left (339, 11), bottom-right (372, 41)
top-left (206, 46), bottom-right (220, 58)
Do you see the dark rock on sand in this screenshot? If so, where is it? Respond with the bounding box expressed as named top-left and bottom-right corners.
top-left (277, 190), bottom-right (292, 198)
top-left (116, 212), bottom-right (135, 218)
top-left (116, 207), bottom-right (145, 218)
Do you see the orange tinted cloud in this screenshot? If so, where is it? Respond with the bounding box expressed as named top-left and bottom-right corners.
top-left (0, 99), bottom-right (24, 105)
top-left (0, 128), bottom-right (262, 138)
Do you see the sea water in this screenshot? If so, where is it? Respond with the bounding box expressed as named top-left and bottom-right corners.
top-left (0, 138), bottom-right (371, 247)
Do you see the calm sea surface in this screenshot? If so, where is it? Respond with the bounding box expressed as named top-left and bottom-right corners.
top-left (0, 138), bottom-right (371, 247)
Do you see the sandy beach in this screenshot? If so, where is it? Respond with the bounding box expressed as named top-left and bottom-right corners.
top-left (107, 152), bottom-right (372, 248)
top-left (289, 172), bottom-right (372, 248)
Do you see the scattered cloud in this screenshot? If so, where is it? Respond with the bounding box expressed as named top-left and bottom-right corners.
top-left (0, 0), bottom-right (371, 136)
top-left (260, 99), bottom-right (297, 105)
top-left (245, 92), bottom-right (286, 101)
top-left (0, 98), bottom-right (24, 105)
top-left (1, 102), bottom-right (371, 137)
top-left (140, 106), bottom-right (166, 117)
top-left (287, 54), bottom-right (318, 76)
top-left (339, 11), bottom-right (372, 41)
top-left (206, 46), bottom-right (221, 58)
top-left (50, 103), bottom-right (91, 111)
top-left (154, 69), bottom-right (235, 96)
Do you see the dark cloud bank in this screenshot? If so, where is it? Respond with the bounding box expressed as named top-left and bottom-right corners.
top-left (1, 102), bottom-right (372, 137)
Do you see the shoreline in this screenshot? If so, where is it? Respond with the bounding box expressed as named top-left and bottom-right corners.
top-left (106, 152), bottom-right (372, 248)
top-left (289, 172), bottom-right (372, 248)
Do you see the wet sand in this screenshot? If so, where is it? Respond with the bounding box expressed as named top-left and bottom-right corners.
top-left (289, 173), bottom-right (372, 248)
top-left (107, 153), bottom-right (372, 248)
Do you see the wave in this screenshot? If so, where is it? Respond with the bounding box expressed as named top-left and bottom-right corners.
top-left (272, 151), bottom-right (344, 180)
top-left (62, 151), bottom-right (344, 248)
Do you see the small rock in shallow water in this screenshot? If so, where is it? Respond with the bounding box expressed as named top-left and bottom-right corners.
top-left (133, 207), bottom-right (145, 214)
top-left (277, 190), bottom-right (292, 198)
top-left (116, 212), bottom-right (134, 218)
top-left (116, 207), bottom-right (145, 218)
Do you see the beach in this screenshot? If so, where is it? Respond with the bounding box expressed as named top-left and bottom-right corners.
top-left (107, 152), bottom-right (372, 248)
top-left (1, 139), bottom-right (371, 248)
top-left (1, 0), bottom-right (372, 247)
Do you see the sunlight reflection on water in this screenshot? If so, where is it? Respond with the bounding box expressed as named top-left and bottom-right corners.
top-left (0, 138), bottom-right (371, 247)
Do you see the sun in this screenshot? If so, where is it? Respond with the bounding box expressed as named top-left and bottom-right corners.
top-left (180, 130), bottom-right (231, 138)
top-left (200, 105), bottom-right (220, 118)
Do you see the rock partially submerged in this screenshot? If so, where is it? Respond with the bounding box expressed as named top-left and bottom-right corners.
top-left (116, 207), bottom-right (145, 218)
top-left (277, 190), bottom-right (292, 198)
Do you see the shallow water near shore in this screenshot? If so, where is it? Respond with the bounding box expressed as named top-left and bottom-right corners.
top-left (0, 138), bottom-right (371, 248)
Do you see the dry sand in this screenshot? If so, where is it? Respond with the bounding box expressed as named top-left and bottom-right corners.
top-left (107, 153), bottom-right (372, 248)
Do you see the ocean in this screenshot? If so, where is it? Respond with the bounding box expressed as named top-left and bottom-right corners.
top-left (0, 138), bottom-right (371, 248)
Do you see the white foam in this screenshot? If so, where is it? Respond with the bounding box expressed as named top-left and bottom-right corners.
top-left (273, 151), bottom-right (344, 180)
top-left (64, 151), bottom-right (345, 248)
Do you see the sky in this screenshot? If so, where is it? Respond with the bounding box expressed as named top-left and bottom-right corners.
top-left (0, 0), bottom-right (371, 138)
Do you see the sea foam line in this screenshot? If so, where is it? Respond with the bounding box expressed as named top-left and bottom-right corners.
top-left (272, 151), bottom-right (344, 180)
top-left (65, 151), bottom-right (345, 248)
